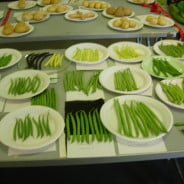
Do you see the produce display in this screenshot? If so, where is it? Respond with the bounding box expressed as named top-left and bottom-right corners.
top-left (0, 54), bottom-right (12, 67)
top-left (0, 0), bottom-right (183, 160)
top-left (113, 99), bottom-right (167, 137)
top-left (114, 68), bottom-right (138, 91)
top-left (13, 112), bottom-right (51, 141)
top-left (65, 109), bottom-right (112, 143)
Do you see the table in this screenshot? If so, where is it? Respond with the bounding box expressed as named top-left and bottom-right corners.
top-left (0, 0), bottom-right (184, 168)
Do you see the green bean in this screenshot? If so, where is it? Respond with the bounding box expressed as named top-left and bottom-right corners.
top-left (175, 122), bottom-right (184, 126)
top-left (65, 113), bottom-right (71, 140)
top-left (81, 111), bottom-right (90, 143)
top-left (75, 111), bottom-right (81, 142)
top-left (94, 108), bottom-right (104, 141)
top-left (92, 109), bottom-right (102, 141)
top-left (88, 111), bottom-right (95, 141)
top-left (70, 113), bottom-right (77, 143)
top-left (80, 111), bottom-right (85, 142)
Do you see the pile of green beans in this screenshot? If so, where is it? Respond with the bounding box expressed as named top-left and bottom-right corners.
top-left (8, 75), bottom-right (41, 96)
top-left (13, 112), bottom-right (51, 141)
top-left (114, 99), bottom-right (167, 138)
top-left (0, 54), bottom-right (12, 67)
top-left (65, 109), bottom-right (112, 143)
top-left (114, 68), bottom-right (138, 91)
top-left (72, 48), bottom-right (100, 61)
top-left (31, 88), bottom-right (57, 110)
top-left (152, 58), bottom-right (182, 77)
top-left (159, 43), bottom-right (184, 58)
top-left (160, 81), bottom-right (184, 104)
top-left (63, 71), bottom-right (102, 95)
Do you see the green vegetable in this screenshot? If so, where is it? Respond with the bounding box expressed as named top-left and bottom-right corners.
top-left (159, 43), bottom-right (184, 58)
top-left (113, 100), bottom-right (167, 138)
top-left (114, 68), bottom-right (138, 91)
top-left (0, 54), bottom-right (12, 67)
top-left (31, 88), bottom-right (57, 110)
top-left (152, 57), bottom-right (182, 77)
top-left (169, 4), bottom-right (184, 24)
top-left (113, 46), bottom-right (143, 59)
top-left (72, 48), bottom-right (100, 62)
top-left (13, 112), bottom-right (51, 141)
top-left (8, 75), bottom-right (41, 96)
top-left (160, 82), bottom-right (184, 104)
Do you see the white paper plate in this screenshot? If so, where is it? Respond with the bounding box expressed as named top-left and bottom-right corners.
top-left (128, 0), bottom-right (155, 4)
top-left (0, 105), bottom-right (65, 150)
top-left (0, 48), bottom-right (22, 70)
top-left (108, 41), bottom-right (152, 63)
top-left (102, 9), bottom-right (135, 19)
top-left (64, 9), bottom-right (98, 22)
top-left (80, 1), bottom-right (111, 11)
top-left (153, 39), bottom-right (184, 61)
top-left (100, 95), bottom-right (173, 145)
top-left (65, 43), bottom-right (109, 65)
top-left (137, 14), bottom-right (174, 28)
top-left (108, 17), bottom-right (143, 32)
top-left (43, 4), bottom-right (73, 15)
top-left (8, 1), bottom-right (37, 10)
top-left (0, 69), bottom-right (50, 100)
top-left (0, 23), bottom-right (34, 38)
top-left (99, 66), bottom-right (152, 94)
top-left (141, 56), bottom-right (184, 79)
top-left (155, 78), bottom-right (184, 109)
top-left (15, 12), bottom-right (50, 23)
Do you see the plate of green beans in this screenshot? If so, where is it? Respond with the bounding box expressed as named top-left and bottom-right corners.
top-left (0, 105), bottom-right (65, 150)
top-left (0, 69), bottom-right (50, 99)
top-left (141, 56), bottom-right (184, 79)
top-left (0, 48), bottom-right (22, 70)
top-left (99, 66), bottom-right (152, 94)
top-left (155, 78), bottom-right (184, 109)
top-left (65, 43), bottom-right (109, 65)
top-left (100, 95), bottom-right (173, 145)
top-left (153, 40), bottom-right (184, 61)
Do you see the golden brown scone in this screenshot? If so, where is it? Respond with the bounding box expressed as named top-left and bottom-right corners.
top-left (14, 22), bottom-right (29, 33)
